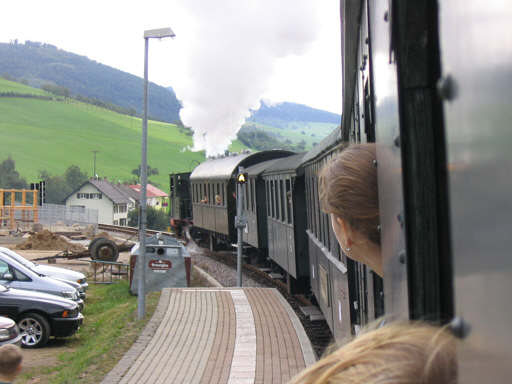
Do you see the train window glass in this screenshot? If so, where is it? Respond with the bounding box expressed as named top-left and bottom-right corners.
top-left (308, 173), bottom-right (314, 234)
top-left (280, 179), bottom-right (285, 222)
top-left (273, 179), bottom-right (276, 219)
top-left (266, 180), bottom-right (270, 216)
top-left (314, 171), bottom-right (320, 239)
top-left (286, 178), bottom-right (292, 224)
top-left (251, 179), bottom-right (255, 212)
top-left (203, 184), bottom-right (207, 204)
top-left (221, 183), bottom-right (225, 207)
top-left (274, 179), bottom-right (279, 220)
top-left (193, 184), bottom-right (196, 203)
top-left (245, 181), bottom-right (249, 211)
top-left (308, 173), bottom-right (314, 233)
top-left (273, 179), bottom-right (278, 220)
top-left (270, 180), bottom-right (274, 218)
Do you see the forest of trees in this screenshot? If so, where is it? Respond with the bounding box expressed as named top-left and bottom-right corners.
top-left (0, 158), bottom-right (88, 204)
top-left (237, 126), bottom-right (306, 152)
top-left (0, 41), bottom-right (181, 123)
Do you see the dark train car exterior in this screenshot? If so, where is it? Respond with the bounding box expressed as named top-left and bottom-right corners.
top-left (301, 129), bottom-right (354, 340)
top-left (169, 172), bottom-right (192, 220)
top-left (190, 151), bottom-right (292, 246)
top-left (342, 0), bottom-right (512, 379)
top-left (261, 153), bottom-right (309, 293)
top-left (242, 159), bottom-right (278, 251)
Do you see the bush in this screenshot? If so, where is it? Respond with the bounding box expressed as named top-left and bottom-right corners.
top-left (128, 206), bottom-right (169, 231)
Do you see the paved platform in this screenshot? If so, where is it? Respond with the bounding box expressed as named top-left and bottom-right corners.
top-left (103, 288), bottom-right (316, 384)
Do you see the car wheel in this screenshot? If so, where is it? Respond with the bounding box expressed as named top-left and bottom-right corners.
top-left (90, 238), bottom-right (119, 262)
top-left (19, 313), bottom-right (50, 348)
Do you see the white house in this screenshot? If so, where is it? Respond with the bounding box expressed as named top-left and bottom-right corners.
top-left (65, 179), bottom-right (135, 225)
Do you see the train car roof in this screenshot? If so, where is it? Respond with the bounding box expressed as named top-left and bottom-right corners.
top-left (190, 150), bottom-right (294, 181)
top-left (301, 127), bottom-right (341, 164)
top-left (261, 153), bottom-right (307, 175)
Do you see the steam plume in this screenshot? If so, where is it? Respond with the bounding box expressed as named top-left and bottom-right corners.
top-left (173, 0), bottom-right (320, 156)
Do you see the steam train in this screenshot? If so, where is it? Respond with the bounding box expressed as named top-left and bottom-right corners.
top-left (170, 0), bottom-right (512, 380)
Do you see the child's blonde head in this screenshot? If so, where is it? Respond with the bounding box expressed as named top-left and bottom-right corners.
top-left (289, 322), bottom-right (456, 384)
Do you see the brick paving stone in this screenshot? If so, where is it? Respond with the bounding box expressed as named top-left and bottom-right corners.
top-left (104, 288), bottom-right (315, 384)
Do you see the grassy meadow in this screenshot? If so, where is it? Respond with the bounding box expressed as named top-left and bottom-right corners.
top-left (0, 79), bottom-right (247, 190)
top-left (0, 77), bottom-right (51, 96)
top-left (246, 120), bottom-right (337, 149)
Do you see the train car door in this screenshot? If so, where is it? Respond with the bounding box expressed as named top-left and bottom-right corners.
top-left (439, 2), bottom-right (512, 380)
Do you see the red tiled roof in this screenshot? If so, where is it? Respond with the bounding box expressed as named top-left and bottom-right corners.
top-left (129, 184), bottom-right (168, 198)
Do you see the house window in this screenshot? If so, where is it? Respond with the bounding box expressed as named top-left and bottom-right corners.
top-left (119, 204), bottom-right (127, 213)
top-left (120, 218), bottom-right (127, 226)
top-left (113, 220), bottom-right (119, 225)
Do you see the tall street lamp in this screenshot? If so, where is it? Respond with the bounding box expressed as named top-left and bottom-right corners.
top-left (138, 27), bottom-right (175, 320)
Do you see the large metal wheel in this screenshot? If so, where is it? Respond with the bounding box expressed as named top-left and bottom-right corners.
top-left (90, 238), bottom-right (119, 262)
top-left (19, 313), bottom-right (50, 348)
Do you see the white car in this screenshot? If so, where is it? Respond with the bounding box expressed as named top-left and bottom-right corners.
top-left (0, 248), bottom-right (88, 299)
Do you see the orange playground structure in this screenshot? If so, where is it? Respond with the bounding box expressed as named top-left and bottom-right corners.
top-left (0, 189), bottom-right (39, 230)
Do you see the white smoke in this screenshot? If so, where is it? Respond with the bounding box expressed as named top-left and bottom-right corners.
top-left (172, 0), bottom-right (321, 156)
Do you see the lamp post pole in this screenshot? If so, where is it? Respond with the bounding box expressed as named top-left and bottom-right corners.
top-left (138, 28), bottom-right (175, 320)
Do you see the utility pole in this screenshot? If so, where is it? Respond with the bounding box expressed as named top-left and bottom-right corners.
top-left (235, 167), bottom-right (248, 287)
top-left (91, 150), bottom-right (99, 178)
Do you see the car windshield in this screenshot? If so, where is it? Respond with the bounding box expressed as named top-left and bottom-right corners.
top-left (1, 249), bottom-right (36, 269)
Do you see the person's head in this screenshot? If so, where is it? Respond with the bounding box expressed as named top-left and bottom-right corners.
top-left (289, 322), bottom-right (457, 384)
top-left (319, 143), bottom-right (381, 275)
top-left (0, 344), bottom-right (23, 381)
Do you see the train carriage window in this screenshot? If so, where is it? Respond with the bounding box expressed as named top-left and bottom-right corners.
top-left (203, 183), bottom-right (207, 204)
top-left (279, 179), bottom-right (285, 222)
top-left (313, 170), bottom-right (320, 239)
top-left (246, 182), bottom-right (250, 210)
top-left (308, 173), bottom-right (314, 233)
top-left (275, 179), bottom-right (279, 220)
top-left (221, 182), bottom-right (225, 207)
top-left (265, 180), bottom-right (270, 216)
top-left (286, 178), bottom-right (292, 224)
top-left (274, 179), bottom-right (278, 219)
top-left (270, 180), bottom-right (275, 218)
top-left (307, 172), bottom-right (314, 234)
top-left (251, 179), bottom-right (255, 212)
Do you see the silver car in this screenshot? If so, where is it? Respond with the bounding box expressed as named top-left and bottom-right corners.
top-left (0, 247), bottom-right (88, 298)
top-left (0, 253), bottom-right (83, 310)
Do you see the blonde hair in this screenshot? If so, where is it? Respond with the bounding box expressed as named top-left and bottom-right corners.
top-left (319, 144), bottom-right (380, 245)
top-left (289, 322), bottom-right (456, 384)
top-left (0, 344), bottom-right (22, 376)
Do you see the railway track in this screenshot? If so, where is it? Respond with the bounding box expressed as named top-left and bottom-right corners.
top-left (98, 224), bottom-right (174, 237)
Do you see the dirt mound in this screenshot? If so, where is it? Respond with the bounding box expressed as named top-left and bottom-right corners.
top-left (16, 230), bottom-right (85, 251)
top-left (92, 232), bottom-right (115, 242)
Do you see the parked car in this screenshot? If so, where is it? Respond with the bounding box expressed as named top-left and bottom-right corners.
top-left (0, 247), bottom-right (88, 298)
top-left (0, 253), bottom-right (84, 310)
top-left (0, 316), bottom-right (21, 346)
top-left (0, 284), bottom-right (83, 348)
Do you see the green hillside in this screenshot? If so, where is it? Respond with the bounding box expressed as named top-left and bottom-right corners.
top-left (242, 120), bottom-right (337, 150)
top-left (0, 41), bottom-right (181, 123)
top-left (0, 77), bottom-right (50, 96)
top-left (0, 79), bottom-right (246, 191)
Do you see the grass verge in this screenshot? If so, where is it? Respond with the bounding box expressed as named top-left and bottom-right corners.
top-left (16, 281), bottom-right (160, 384)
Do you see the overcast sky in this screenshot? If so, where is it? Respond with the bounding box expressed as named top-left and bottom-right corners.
top-left (1, 0), bottom-right (341, 115)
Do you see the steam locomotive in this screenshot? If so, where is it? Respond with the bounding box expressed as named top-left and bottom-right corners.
top-left (170, 1), bottom-right (512, 380)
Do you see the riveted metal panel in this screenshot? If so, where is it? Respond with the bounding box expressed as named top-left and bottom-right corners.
top-left (439, 2), bottom-right (512, 380)
top-left (369, 0), bottom-right (408, 318)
